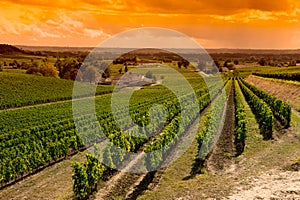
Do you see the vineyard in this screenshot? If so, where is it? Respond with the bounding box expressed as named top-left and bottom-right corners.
top-left (0, 59), bottom-right (299, 199)
top-left (0, 71), bottom-right (114, 109)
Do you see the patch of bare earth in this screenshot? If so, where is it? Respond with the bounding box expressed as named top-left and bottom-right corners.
top-left (245, 75), bottom-right (300, 112)
top-left (228, 170), bottom-right (300, 200)
top-left (94, 153), bottom-right (146, 200)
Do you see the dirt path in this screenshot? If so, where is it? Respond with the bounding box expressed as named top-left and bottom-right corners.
top-left (245, 75), bottom-right (300, 112)
top-left (206, 82), bottom-right (236, 173)
top-left (94, 153), bottom-right (146, 199)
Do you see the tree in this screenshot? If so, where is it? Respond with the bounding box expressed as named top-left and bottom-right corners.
top-left (102, 67), bottom-right (110, 79)
top-left (289, 60), bottom-right (296, 66)
top-left (13, 60), bottom-right (20, 69)
top-left (39, 65), bottom-right (59, 77)
top-left (54, 58), bottom-right (81, 80)
top-left (54, 58), bottom-right (62, 77)
top-left (258, 58), bottom-right (266, 66)
top-left (26, 65), bottom-right (59, 78)
top-left (83, 66), bottom-right (100, 83)
top-left (227, 63), bottom-right (235, 70)
top-left (99, 62), bottom-right (108, 71)
top-left (182, 60), bottom-right (189, 69)
top-left (0, 63), bottom-right (3, 72)
top-left (20, 62), bottom-right (30, 70)
top-left (99, 62), bottom-right (110, 78)
top-left (177, 62), bottom-right (182, 69)
top-left (234, 60), bottom-right (239, 65)
top-left (197, 61), bottom-right (206, 71)
top-left (75, 69), bottom-right (83, 81)
top-left (118, 68), bottom-right (122, 74)
top-left (145, 71), bottom-right (153, 79)
top-left (223, 60), bottom-right (229, 68)
top-left (32, 61), bottom-right (39, 68)
top-left (124, 63), bottom-right (128, 72)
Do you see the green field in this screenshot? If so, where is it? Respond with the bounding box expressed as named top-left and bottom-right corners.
top-left (0, 70), bottom-right (114, 109)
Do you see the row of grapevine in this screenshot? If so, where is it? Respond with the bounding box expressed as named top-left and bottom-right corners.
top-left (72, 154), bottom-right (106, 199)
top-left (194, 80), bottom-right (230, 173)
top-left (240, 79), bottom-right (291, 127)
top-left (234, 80), bottom-right (247, 155)
top-left (143, 93), bottom-right (205, 171)
top-left (238, 79), bottom-right (274, 139)
top-left (253, 72), bottom-right (300, 82)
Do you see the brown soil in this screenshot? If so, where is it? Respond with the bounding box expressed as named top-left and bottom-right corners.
top-left (245, 75), bottom-right (300, 112)
top-left (206, 82), bottom-right (236, 173)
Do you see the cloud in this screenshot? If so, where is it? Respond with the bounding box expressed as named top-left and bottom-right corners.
top-left (209, 10), bottom-right (279, 24)
top-left (123, 0), bottom-right (296, 15)
top-left (0, 0), bottom-right (299, 48)
top-left (83, 28), bottom-right (110, 38)
top-left (32, 26), bottom-right (61, 38)
top-left (61, 15), bottom-right (83, 28)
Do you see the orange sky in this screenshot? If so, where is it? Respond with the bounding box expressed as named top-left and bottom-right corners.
top-left (0, 0), bottom-right (300, 48)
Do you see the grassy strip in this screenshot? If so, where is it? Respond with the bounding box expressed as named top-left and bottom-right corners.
top-left (238, 79), bottom-right (274, 139)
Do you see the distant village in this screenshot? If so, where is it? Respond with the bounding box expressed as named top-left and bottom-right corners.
top-left (99, 72), bottom-right (155, 87)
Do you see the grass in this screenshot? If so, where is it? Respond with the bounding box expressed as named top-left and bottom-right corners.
top-left (291, 111), bottom-right (300, 138)
top-left (235, 82), bottom-right (264, 157)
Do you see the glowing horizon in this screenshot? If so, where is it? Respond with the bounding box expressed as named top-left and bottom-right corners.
top-left (1, 0), bottom-right (300, 49)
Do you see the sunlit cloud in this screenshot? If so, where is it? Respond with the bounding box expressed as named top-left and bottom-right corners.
top-left (83, 28), bottom-right (110, 38)
top-left (32, 26), bottom-right (61, 38)
top-left (0, 0), bottom-right (299, 48)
